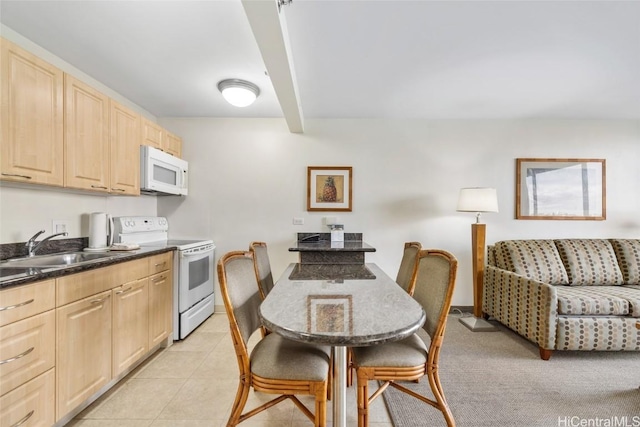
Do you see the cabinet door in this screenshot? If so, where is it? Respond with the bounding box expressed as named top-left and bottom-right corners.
top-left (56, 290), bottom-right (111, 421)
top-left (1, 38), bottom-right (64, 186)
top-left (141, 118), bottom-right (163, 149)
top-left (164, 131), bottom-right (182, 158)
top-left (112, 279), bottom-right (148, 377)
top-left (149, 270), bottom-right (173, 348)
top-left (64, 74), bottom-right (109, 192)
top-left (0, 310), bottom-right (55, 396)
top-left (110, 100), bottom-right (140, 195)
top-left (0, 368), bottom-right (55, 427)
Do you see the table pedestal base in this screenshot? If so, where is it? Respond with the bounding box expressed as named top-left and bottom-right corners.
top-left (333, 346), bottom-right (347, 427)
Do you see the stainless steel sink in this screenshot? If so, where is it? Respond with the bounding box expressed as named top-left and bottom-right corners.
top-left (1, 251), bottom-right (123, 268)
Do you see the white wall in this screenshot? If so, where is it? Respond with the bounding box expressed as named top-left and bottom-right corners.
top-left (158, 117), bottom-right (640, 307)
top-left (0, 186), bottom-right (158, 242)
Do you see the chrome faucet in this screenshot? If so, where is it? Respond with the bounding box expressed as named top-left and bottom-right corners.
top-left (26, 230), bottom-right (68, 257)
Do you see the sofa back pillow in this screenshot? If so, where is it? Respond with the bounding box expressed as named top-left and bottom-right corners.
top-left (555, 239), bottom-right (623, 286)
top-left (493, 240), bottom-right (569, 284)
top-left (609, 239), bottom-right (640, 285)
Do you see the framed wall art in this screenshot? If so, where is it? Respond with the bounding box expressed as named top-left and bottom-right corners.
top-left (307, 166), bottom-right (352, 212)
top-left (516, 158), bottom-right (606, 220)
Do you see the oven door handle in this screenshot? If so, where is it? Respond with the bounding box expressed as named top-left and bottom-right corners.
top-left (180, 249), bottom-right (214, 258)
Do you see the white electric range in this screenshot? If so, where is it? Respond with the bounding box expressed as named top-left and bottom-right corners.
top-left (113, 216), bottom-right (215, 340)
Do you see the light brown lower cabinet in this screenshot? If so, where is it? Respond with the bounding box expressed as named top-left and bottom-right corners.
top-left (112, 278), bottom-right (149, 377)
top-left (0, 252), bottom-right (173, 425)
top-left (0, 368), bottom-right (55, 427)
top-left (56, 290), bottom-right (112, 421)
top-left (148, 270), bottom-right (172, 349)
top-left (0, 310), bottom-right (55, 397)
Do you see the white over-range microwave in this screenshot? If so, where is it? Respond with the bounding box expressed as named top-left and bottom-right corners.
top-left (140, 145), bottom-right (188, 196)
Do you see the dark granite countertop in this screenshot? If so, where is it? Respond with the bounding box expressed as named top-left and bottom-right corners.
top-left (0, 245), bottom-right (175, 289)
top-left (290, 241), bottom-right (376, 252)
top-left (288, 263), bottom-right (376, 281)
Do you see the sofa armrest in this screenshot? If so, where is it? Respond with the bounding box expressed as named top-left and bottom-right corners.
top-left (483, 265), bottom-right (558, 350)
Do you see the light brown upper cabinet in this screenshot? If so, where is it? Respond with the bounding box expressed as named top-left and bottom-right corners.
top-left (64, 74), bottom-right (110, 192)
top-left (1, 38), bottom-right (64, 186)
top-left (110, 101), bottom-right (140, 195)
top-left (141, 118), bottom-right (163, 150)
top-left (164, 131), bottom-right (183, 158)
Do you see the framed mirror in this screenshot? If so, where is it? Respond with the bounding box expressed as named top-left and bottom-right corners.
top-left (516, 158), bottom-right (606, 220)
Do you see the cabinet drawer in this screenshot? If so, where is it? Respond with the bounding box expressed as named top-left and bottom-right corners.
top-left (56, 266), bottom-right (114, 306)
top-left (0, 368), bottom-right (55, 427)
top-left (149, 252), bottom-right (172, 275)
top-left (0, 310), bottom-right (55, 397)
top-left (111, 258), bottom-right (149, 286)
top-left (0, 280), bottom-right (55, 327)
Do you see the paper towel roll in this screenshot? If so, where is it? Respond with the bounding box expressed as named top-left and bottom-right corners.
top-left (89, 212), bottom-right (108, 249)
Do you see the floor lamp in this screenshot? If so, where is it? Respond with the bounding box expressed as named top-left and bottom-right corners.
top-left (457, 187), bottom-right (499, 332)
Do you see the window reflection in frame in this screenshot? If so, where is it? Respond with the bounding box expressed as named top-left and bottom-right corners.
top-left (516, 158), bottom-right (606, 220)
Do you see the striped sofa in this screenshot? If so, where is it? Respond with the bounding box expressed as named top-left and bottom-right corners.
top-left (483, 239), bottom-right (640, 360)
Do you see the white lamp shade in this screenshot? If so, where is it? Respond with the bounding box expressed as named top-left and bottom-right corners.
top-left (456, 187), bottom-right (499, 213)
top-left (217, 79), bottom-right (260, 107)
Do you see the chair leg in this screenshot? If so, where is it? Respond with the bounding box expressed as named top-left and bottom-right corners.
top-left (427, 363), bottom-right (455, 427)
top-left (315, 392), bottom-right (327, 427)
top-left (356, 373), bottom-right (370, 427)
top-left (227, 378), bottom-right (251, 426)
top-left (346, 349), bottom-right (353, 387)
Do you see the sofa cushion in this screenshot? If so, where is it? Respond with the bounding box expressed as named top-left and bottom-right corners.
top-left (609, 239), bottom-right (640, 285)
top-left (555, 285), bottom-right (638, 316)
top-left (555, 239), bottom-right (623, 286)
top-left (494, 240), bottom-right (568, 284)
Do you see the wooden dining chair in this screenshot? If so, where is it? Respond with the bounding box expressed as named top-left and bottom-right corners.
top-left (395, 241), bottom-right (422, 295)
top-left (217, 251), bottom-right (331, 427)
top-left (249, 241), bottom-right (274, 300)
top-left (352, 249), bottom-right (458, 427)
top-left (347, 241), bottom-right (423, 387)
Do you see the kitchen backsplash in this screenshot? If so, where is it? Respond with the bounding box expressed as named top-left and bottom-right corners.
top-left (0, 237), bottom-right (88, 261)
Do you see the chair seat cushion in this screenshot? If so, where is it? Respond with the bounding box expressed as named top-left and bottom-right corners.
top-left (555, 285), bottom-right (640, 317)
top-left (250, 333), bottom-right (331, 381)
top-left (351, 334), bottom-right (427, 368)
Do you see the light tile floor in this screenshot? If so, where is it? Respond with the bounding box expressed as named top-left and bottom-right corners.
top-left (68, 313), bottom-right (393, 427)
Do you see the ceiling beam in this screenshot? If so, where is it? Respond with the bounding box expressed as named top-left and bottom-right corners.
top-left (242, 0), bottom-right (304, 133)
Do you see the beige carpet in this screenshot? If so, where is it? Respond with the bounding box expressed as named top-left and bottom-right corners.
top-left (382, 315), bottom-right (640, 427)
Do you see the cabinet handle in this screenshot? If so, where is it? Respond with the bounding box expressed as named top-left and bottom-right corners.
top-left (91, 185), bottom-right (108, 189)
top-left (151, 275), bottom-right (166, 283)
top-left (155, 261), bottom-right (167, 267)
top-left (0, 299), bottom-right (34, 312)
top-left (1, 173), bottom-right (32, 180)
top-left (111, 188), bottom-right (126, 192)
top-left (10, 410), bottom-right (34, 427)
top-left (115, 287), bottom-right (132, 295)
top-left (0, 347), bottom-right (34, 365)
top-left (90, 296), bottom-right (110, 304)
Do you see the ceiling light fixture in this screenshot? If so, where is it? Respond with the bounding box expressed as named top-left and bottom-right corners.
top-left (217, 79), bottom-right (260, 107)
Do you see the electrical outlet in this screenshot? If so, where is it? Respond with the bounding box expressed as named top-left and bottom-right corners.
top-left (293, 217), bottom-right (304, 225)
top-left (52, 220), bottom-right (69, 234)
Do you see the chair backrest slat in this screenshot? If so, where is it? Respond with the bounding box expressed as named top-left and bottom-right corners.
top-left (411, 249), bottom-right (458, 339)
top-left (250, 241), bottom-right (275, 300)
top-left (395, 241), bottom-right (422, 295)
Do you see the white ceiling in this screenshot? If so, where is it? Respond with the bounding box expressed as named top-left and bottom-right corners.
top-left (1, 0), bottom-right (639, 128)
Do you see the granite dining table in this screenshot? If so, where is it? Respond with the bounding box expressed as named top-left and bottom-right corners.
top-left (259, 262), bottom-right (426, 427)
